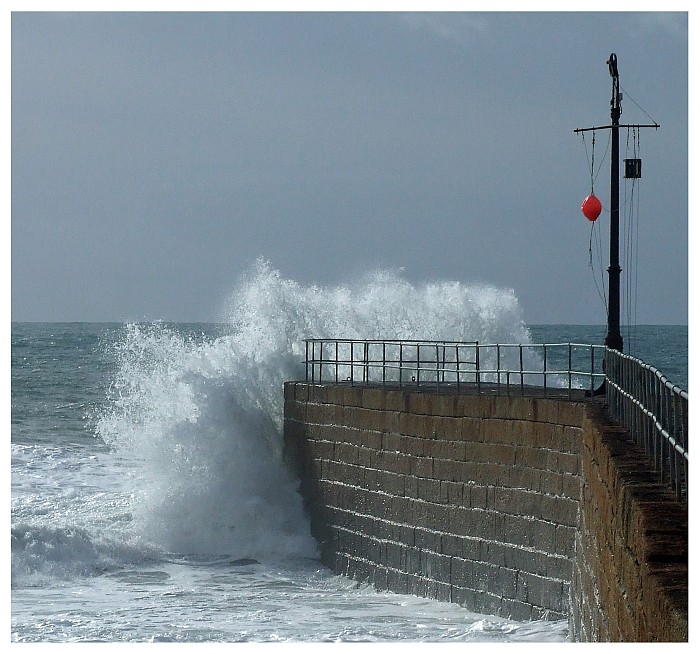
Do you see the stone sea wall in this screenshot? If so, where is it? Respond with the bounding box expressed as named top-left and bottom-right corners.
top-left (283, 382), bottom-right (687, 642)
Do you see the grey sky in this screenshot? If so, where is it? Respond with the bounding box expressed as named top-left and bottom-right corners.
top-left (10, 10), bottom-right (688, 324)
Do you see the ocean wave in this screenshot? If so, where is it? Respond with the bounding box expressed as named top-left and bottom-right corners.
top-left (11, 523), bottom-right (156, 587)
top-left (95, 259), bottom-right (534, 559)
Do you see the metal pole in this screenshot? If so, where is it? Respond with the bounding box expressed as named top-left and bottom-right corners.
top-left (605, 53), bottom-right (624, 353)
top-left (575, 54), bottom-right (658, 368)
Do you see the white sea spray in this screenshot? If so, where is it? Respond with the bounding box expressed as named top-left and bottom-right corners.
top-left (96, 259), bottom-right (537, 558)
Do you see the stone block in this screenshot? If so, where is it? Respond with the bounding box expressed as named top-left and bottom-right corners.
top-left (404, 474), bottom-right (419, 499)
top-left (385, 541), bottom-right (402, 569)
top-left (444, 480), bottom-right (464, 506)
top-left (390, 494), bottom-right (412, 523)
top-left (554, 524), bottom-right (577, 558)
top-left (453, 417), bottom-right (483, 442)
top-left (497, 566), bottom-right (519, 599)
top-left (494, 486), bottom-right (542, 518)
top-left (427, 552), bottom-right (452, 583)
top-left (530, 518), bottom-right (557, 552)
top-left (352, 429), bottom-right (377, 451)
top-left (400, 412), bottom-right (434, 438)
top-left (557, 451), bottom-right (581, 476)
top-left (472, 509), bottom-right (497, 541)
top-left (382, 430), bottom-right (402, 452)
top-left (384, 390), bottom-right (408, 412)
top-left (450, 556), bottom-right (474, 588)
top-left (468, 484), bottom-right (488, 509)
top-left (557, 401), bottom-right (585, 427)
top-left (403, 545), bottom-right (422, 574)
top-left (432, 457), bottom-right (461, 482)
top-left (505, 599), bottom-right (533, 621)
top-left (399, 524), bottom-right (416, 548)
top-left (385, 470), bottom-right (406, 497)
top-left (417, 476), bottom-right (441, 503)
top-left (561, 425), bottom-right (584, 454)
top-left (426, 503), bottom-right (450, 532)
top-left (412, 456), bottom-right (434, 478)
top-left (447, 505), bottom-right (469, 536)
top-left (414, 527), bottom-right (442, 553)
top-left (374, 566), bottom-right (389, 591)
top-left (361, 387), bottom-right (386, 410)
top-left (386, 569), bottom-right (410, 595)
top-left (501, 513), bottom-right (532, 549)
top-left (399, 434), bottom-right (423, 457)
top-left (471, 560), bottom-right (497, 592)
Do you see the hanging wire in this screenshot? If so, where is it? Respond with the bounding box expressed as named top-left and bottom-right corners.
top-left (622, 128), bottom-right (634, 351)
top-left (581, 129), bottom-right (611, 199)
top-left (593, 129), bottom-right (610, 191)
top-left (581, 128), bottom-right (609, 314)
top-left (589, 219), bottom-right (608, 313)
top-left (620, 84), bottom-right (659, 126)
top-left (622, 125), bottom-right (641, 353)
top-left (582, 130), bottom-right (595, 193)
top-left (631, 128), bottom-right (640, 347)
top-left (619, 81), bottom-right (655, 348)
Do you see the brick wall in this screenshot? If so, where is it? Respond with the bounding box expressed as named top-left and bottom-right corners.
top-left (283, 382), bottom-right (687, 641)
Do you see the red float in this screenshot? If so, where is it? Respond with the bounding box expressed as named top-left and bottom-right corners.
top-left (581, 194), bottom-right (602, 222)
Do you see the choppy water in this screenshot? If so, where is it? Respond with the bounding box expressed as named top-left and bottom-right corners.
top-left (11, 260), bottom-right (686, 643)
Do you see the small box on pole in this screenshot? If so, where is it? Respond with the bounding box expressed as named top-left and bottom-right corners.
top-left (624, 158), bottom-right (642, 178)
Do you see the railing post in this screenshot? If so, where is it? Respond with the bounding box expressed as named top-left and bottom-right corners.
top-left (363, 341), bottom-right (369, 384)
top-left (416, 344), bottom-right (421, 386)
top-left (382, 342), bottom-right (386, 386)
top-left (493, 345), bottom-right (498, 391)
top-left (475, 343), bottom-right (480, 392)
top-left (349, 341), bottom-right (354, 386)
top-left (456, 344), bottom-right (461, 390)
top-left (678, 393), bottom-right (688, 500)
top-left (435, 343), bottom-right (440, 390)
top-left (519, 344), bottom-right (524, 394)
top-left (322, 339), bottom-right (325, 383)
top-left (670, 391), bottom-right (679, 499)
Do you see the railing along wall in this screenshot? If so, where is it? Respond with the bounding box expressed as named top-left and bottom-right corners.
top-left (303, 338), bottom-right (688, 500)
top-left (605, 348), bottom-right (688, 500)
top-left (304, 339), bottom-right (606, 398)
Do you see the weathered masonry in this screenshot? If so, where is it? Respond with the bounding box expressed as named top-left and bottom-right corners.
top-left (283, 383), bottom-right (688, 642)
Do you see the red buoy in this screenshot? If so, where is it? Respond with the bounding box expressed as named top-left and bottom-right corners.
top-left (581, 194), bottom-right (602, 222)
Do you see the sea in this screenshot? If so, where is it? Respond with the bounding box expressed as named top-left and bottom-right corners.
top-left (10, 262), bottom-right (688, 644)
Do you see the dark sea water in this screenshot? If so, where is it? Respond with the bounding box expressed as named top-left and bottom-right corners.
top-left (10, 265), bottom-right (687, 643)
top-left (528, 324), bottom-right (687, 391)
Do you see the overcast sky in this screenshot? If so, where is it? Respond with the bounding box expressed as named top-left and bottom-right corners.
top-left (9, 7), bottom-right (689, 324)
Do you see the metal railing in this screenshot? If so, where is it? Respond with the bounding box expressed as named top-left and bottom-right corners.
top-left (304, 339), bottom-right (606, 398)
top-left (303, 338), bottom-right (688, 500)
top-left (605, 348), bottom-right (688, 500)
top-left (304, 339), bottom-right (480, 390)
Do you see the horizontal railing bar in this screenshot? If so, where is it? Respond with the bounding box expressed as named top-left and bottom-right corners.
top-left (606, 377), bottom-right (688, 460)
